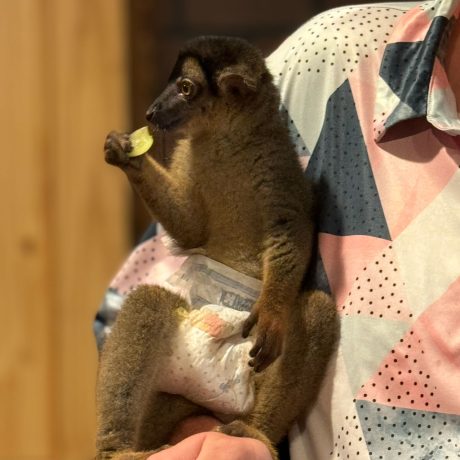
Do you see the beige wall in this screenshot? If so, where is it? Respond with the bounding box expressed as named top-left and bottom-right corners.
top-left (0, 1), bottom-right (130, 458)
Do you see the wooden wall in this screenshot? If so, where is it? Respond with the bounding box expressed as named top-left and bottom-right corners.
top-left (0, 1), bottom-right (130, 459)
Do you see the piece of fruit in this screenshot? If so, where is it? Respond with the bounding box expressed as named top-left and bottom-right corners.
top-left (128, 126), bottom-right (154, 157)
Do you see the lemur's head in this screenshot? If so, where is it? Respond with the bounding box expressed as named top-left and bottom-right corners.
top-left (146, 36), bottom-right (275, 133)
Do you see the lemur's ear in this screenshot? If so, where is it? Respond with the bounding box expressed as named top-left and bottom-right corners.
top-left (217, 65), bottom-right (258, 96)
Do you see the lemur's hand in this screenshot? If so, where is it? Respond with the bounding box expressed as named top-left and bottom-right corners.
top-left (242, 304), bottom-right (285, 373)
top-left (104, 131), bottom-right (132, 166)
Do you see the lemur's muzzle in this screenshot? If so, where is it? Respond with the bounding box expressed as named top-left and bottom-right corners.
top-left (146, 83), bottom-right (189, 130)
top-left (145, 102), bottom-right (160, 122)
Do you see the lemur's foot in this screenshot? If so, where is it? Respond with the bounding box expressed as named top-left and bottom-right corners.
top-left (216, 420), bottom-right (279, 460)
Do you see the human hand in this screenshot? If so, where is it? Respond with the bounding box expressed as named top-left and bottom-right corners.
top-left (147, 431), bottom-right (272, 460)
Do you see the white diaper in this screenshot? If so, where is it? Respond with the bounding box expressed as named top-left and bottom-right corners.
top-left (156, 255), bottom-right (261, 416)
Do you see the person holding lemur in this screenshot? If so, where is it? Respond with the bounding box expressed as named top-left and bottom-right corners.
top-left (94, 0), bottom-right (460, 458)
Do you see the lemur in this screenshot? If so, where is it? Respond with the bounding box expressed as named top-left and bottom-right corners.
top-left (96, 36), bottom-right (338, 460)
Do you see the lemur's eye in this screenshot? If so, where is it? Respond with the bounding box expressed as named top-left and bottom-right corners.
top-left (179, 79), bottom-right (194, 97)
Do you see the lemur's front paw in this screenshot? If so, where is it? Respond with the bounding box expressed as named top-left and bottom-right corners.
top-left (243, 307), bottom-right (285, 373)
top-left (104, 131), bottom-right (132, 166)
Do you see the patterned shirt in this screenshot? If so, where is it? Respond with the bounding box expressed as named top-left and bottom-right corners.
top-left (95, 0), bottom-right (460, 458)
top-left (266, 0), bottom-right (460, 458)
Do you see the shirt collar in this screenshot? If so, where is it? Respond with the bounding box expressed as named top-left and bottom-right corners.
top-left (374, 0), bottom-right (460, 141)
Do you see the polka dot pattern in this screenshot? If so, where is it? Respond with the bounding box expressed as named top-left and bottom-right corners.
top-left (306, 79), bottom-right (390, 239)
top-left (278, 5), bottom-right (401, 80)
top-left (358, 326), bottom-right (449, 413)
top-left (341, 244), bottom-right (413, 321)
top-left (355, 400), bottom-right (460, 459)
top-left (329, 409), bottom-right (368, 458)
top-left (112, 238), bottom-right (159, 295)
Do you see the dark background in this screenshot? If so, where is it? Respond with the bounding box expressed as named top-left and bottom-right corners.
top-left (127, 0), bottom-right (361, 239)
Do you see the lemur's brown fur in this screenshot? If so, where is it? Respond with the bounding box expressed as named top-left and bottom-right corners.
top-left (96, 36), bottom-right (338, 460)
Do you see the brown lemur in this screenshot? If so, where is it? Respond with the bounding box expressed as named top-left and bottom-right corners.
top-left (96, 36), bottom-right (338, 460)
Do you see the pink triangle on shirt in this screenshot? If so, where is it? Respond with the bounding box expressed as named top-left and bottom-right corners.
top-left (339, 243), bottom-right (413, 321)
top-left (356, 276), bottom-right (460, 415)
top-left (319, 233), bottom-right (390, 306)
top-left (363, 120), bottom-right (459, 240)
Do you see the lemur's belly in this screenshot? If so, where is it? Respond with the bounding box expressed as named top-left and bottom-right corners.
top-left (202, 206), bottom-right (263, 277)
top-left (203, 233), bottom-right (263, 279)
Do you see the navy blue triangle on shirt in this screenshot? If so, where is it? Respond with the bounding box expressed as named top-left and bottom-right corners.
top-left (355, 400), bottom-right (460, 458)
top-left (379, 15), bottom-right (449, 129)
top-left (306, 79), bottom-right (391, 240)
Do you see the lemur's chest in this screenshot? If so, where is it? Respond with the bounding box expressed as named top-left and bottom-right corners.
top-left (179, 140), bottom-right (257, 213)
top-left (196, 156), bottom-right (259, 222)
top-left (184, 145), bottom-right (264, 276)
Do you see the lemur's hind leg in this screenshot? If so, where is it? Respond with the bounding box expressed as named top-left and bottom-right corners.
top-left (95, 285), bottom-right (203, 459)
top-left (135, 392), bottom-right (210, 451)
top-left (218, 290), bottom-right (339, 459)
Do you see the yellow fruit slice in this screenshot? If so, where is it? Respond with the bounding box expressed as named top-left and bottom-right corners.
top-left (128, 126), bottom-right (154, 157)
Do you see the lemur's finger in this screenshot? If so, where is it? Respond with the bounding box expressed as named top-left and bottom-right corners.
top-left (252, 332), bottom-right (282, 372)
top-left (104, 132), bottom-right (133, 166)
top-left (249, 331), bottom-right (265, 359)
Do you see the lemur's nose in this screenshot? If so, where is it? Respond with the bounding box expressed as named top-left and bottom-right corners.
top-left (146, 103), bottom-right (161, 122)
